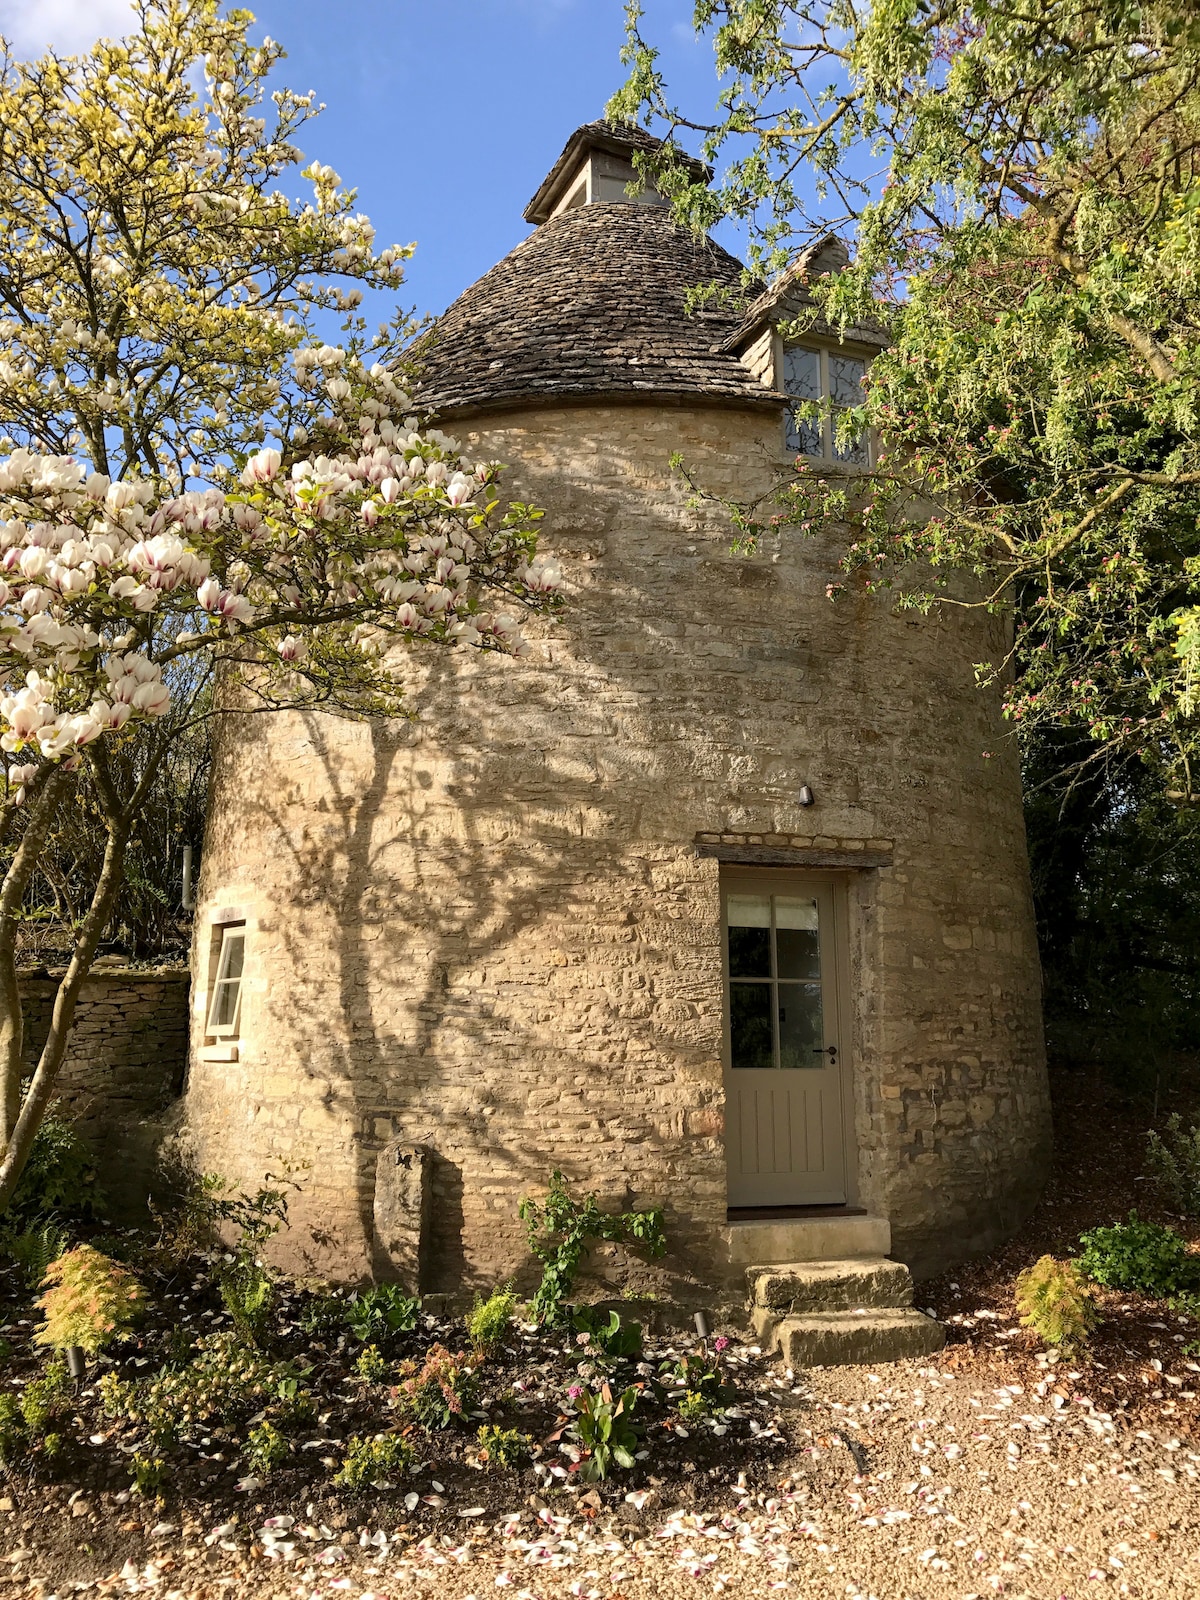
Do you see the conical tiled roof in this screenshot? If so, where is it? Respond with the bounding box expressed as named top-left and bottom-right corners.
top-left (411, 203), bottom-right (783, 419)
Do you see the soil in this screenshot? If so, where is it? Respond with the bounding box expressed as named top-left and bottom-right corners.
top-left (2, 1062), bottom-right (1200, 1598)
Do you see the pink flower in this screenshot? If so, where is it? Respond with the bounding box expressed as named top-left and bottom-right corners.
top-left (567, 1384), bottom-right (584, 1400)
top-left (714, 1336), bottom-right (729, 1353)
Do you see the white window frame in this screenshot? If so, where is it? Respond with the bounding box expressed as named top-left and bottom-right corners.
top-left (205, 923), bottom-right (246, 1039)
top-left (781, 342), bottom-right (873, 467)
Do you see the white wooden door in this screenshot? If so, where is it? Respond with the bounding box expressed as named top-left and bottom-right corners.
top-left (723, 877), bottom-right (848, 1206)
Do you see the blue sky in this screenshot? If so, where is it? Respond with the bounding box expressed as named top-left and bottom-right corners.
top-left (3, 0), bottom-right (736, 322)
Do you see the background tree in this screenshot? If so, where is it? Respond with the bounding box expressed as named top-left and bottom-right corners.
top-left (612, 0), bottom-right (1200, 1075)
top-left (611, 1), bottom-right (1200, 788)
top-left (0, 0), bottom-right (562, 1209)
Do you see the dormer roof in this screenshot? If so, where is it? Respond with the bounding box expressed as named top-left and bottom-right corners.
top-left (720, 233), bottom-right (888, 354)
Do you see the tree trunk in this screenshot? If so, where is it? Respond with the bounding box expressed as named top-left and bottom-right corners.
top-left (0, 810), bottom-right (129, 1213)
top-left (0, 769), bottom-right (72, 1150)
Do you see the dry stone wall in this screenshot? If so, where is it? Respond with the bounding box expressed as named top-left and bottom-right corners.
top-left (183, 401), bottom-right (1051, 1291)
top-left (21, 964), bottom-right (189, 1214)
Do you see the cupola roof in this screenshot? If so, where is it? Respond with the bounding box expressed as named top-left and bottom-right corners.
top-left (413, 173), bottom-right (783, 419)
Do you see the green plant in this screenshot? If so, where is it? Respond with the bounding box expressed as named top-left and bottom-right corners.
top-left (8, 1110), bottom-right (103, 1225)
top-left (476, 1424), bottom-right (532, 1469)
top-left (219, 1257), bottom-right (274, 1343)
top-left (1014, 1255), bottom-right (1097, 1354)
top-left (1147, 1116), bottom-right (1200, 1218)
top-left (0, 1359), bottom-right (72, 1462)
top-left (101, 1332), bottom-right (313, 1447)
top-left (244, 1420), bottom-right (289, 1476)
top-left (564, 1382), bottom-right (641, 1482)
top-left (572, 1307), bottom-right (644, 1363)
top-left (344, 1283), bottom-right (421, 1344)
top-left (394, 1344), bottom-right (479, 1430)
top-left (354, 1343), bottom-right (388, 1383)
top-left (332, 1433), bottom-right (416, 1492)
top-left (519, 1171), bottom-right (666, 1324)
top-left (34, 1245), bottom-right (144, 1355)
top-left (1077, 1212), bottom-right (1200, 1297)
top-left (299, 1291), bottom-right (346, 1339)
top-left (659, 1349), bottom-right (733, 1416)
top-left (0, 1395), bottom-right (24, 1464)
top-left (4, 1219), bottom-right (70, 1289)
top-left (132, 1453), bottom-right (165, 1496)
top-left (467, 1284), bottom-right (517, 1356)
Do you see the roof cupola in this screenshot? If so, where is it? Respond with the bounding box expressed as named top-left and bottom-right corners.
top-left (523, 120), bottom-right (711, 226)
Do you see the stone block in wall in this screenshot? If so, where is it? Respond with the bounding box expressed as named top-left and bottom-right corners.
top-left (373, 1140), bottom-right (432, 1292)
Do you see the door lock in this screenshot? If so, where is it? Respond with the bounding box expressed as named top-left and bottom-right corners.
top-left (812, 1044), bottom-right (838, 1058)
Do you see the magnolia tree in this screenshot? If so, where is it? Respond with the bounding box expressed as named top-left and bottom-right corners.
top-left (0, 2), bottom-right (561, 1209)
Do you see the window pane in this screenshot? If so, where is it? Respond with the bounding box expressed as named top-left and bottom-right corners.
top-left (730, 983), bottom-right (774, 1069)
top-left (829, 354), bottom-right (869, 463)
top-left (775, 897), bottom-right (820, 979)
top-left (218, 929), bottom-right (245, 983)
top-left (783, 346), bottom-right (825, 458)
top-left (778, 982), bottom-right (824, 1068)
top-left (727, 895), bottom-right (771, 978)
top-left (828, 354), bottom-right (865, 406)
top-left (783, 346), bottom-right (821, 401)
top-left (210, 978), bottom-right (240, 1030)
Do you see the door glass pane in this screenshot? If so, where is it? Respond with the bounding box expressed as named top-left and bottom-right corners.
top-left (775, 897), bottom-right (819, 979)
top-left (730, 983), bottom-right (774, 1069)
top-left (727, 894), bottom-right (771, 978)
top-left (778, 982), bottom-right (824, 1068)
top-left (782, 345), bottom-right (824, 457)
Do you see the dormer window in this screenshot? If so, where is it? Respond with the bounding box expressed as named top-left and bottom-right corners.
top-left (783, 345), bottom-right (870, 465)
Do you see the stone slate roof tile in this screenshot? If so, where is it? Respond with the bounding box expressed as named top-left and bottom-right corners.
top-left (413, 203), bottom-right (783, 418)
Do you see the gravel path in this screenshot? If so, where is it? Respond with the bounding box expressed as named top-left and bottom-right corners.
top-left (6, 1355), bottom-right (1198, 1600)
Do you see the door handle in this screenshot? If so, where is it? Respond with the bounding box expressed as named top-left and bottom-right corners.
top-left (812, 1044), bottom-right (838, 1058)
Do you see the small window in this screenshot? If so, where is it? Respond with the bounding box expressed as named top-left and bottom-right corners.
top-left (206, 923), bottom-right (245, 1039)
top-left (726, 892), bottom-right (825, 1070)
top-left (782, 344), bottom-right (870, 465)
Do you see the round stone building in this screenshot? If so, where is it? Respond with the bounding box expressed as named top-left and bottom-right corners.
top-left (181, 122), bottom-right (1052, 1323)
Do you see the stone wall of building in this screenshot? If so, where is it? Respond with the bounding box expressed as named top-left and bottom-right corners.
top-left (181, 400), bottom-right (1051, 1290)
top-left (22, 964), bottom-right (190, 1214)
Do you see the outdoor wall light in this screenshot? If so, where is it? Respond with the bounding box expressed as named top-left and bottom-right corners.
top-left (798, 784), bottom-right (815, 807)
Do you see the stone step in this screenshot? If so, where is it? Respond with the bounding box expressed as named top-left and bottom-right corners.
top-left (725, 1213), bottom-right (890, 1265)
top-left (748, 1257), bottom-right (914, 1315)
top-left (772, 1308), bottom-right (946, 1368)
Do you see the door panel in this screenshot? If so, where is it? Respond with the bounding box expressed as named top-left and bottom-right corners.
top-left (723, 877), bottom-right (848, 1206)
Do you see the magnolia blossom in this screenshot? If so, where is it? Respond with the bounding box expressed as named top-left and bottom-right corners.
top-left (0, 403), bottom-right (561, 794)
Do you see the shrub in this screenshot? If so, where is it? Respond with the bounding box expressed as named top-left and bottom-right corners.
top-left (1077, 1212), bottom-right (1199, 1296)
top-left (299, 1291), bottom-right (346, 1339)
top-left (565, 1382), bottom-right (641, 1481)
top-left (244, 1420), bottom-right (289, 1476)
top-left (34, 1245), bottom-right (144, 1355)
top-left (333, 1433), bottom-right (415, 1492)
top-left (8, 1110), bottom-right (103, 1225)
top-left (519, 1170), bottom-right (666, 1324)
top-left (345, 1283), bottom-right (421, 1344)
top-left (394, 1344), bottom-right (479, 1430)
top-left (4, 1220), bottom-right (70, 1289)
top-left (1146, 1116), bottom-right (1200, 1217)
top-left (476, 1424), bottom-right (532, 1469)
top-left (467, 1284), bottom-right (517, 1356)
top-left (572, 1307), bottom-right (643, 1363)
top-left (101, 1332), bottom-right (314, 1447)
top-left (354, 1343), bottom-right (388, 1383)
top-left (1014, 1255), bottom-right (1097, 1353)
top-left (131, 1454), bottom-right (166, 1496)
